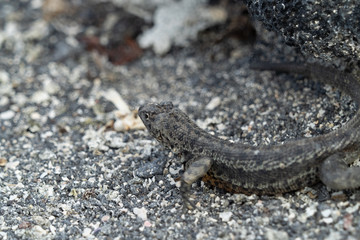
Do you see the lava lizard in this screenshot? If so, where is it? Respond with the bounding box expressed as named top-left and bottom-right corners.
top-left (138, 62), bottom-right (360, 209)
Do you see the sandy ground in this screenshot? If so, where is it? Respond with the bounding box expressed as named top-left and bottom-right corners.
top-left (0, 1), bottom-right (359, 239)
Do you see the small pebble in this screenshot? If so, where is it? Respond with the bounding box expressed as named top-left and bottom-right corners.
top-left (0, 110), bottom-right (15, 120)
top-left (206, 97), bottom-right (221, 110)
top-left (133, 207), bottom-right (147, 221)
top-left (219, 211), bottom-right (232, 222)
top-left (0, 158), bottom-right (7, 167)
top-left (82, 228), bottom-right (92, 237)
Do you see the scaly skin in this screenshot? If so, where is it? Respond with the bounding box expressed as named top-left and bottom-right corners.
top-left (139, 63), bottom-right (360, 209)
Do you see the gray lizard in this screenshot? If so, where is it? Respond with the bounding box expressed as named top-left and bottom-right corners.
top-left (139, 63), bottom-right (360, 209)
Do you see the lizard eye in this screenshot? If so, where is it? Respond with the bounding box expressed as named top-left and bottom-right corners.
top-left (144, 113), bottom-right (149, 120)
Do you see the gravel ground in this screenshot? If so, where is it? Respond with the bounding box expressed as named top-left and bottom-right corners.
top-left (0, 1), bottom-right (359, 239)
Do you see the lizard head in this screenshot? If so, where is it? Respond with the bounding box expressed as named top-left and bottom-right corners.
top-left (138, 102), bottom-right (175, 148)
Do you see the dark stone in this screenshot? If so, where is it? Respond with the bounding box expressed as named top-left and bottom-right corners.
top-left (243, 0), bottom-right (360, 69)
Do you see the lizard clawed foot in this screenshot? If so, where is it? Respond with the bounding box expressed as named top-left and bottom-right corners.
top-left (180, 181), bottom-right (198, 210)
top-left (180, 156), bottom-right (213, 210)
top-left (181, 194), bottom-right (198, 211)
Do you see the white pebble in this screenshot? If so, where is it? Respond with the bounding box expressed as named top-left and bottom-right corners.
top-left (219, 211), bottom-right (232, 222)
top-left (39, 149), bottom-right (57, 160)
top-left (0, 110), bottom-right (15, 120)
top-left (322, 217), bottom-right (333, 224)
top-left (133, 207), bottom-right (147, 221)
top-left (32, 225), bottom-right (48, 236)
top-left (205, 97), bottom-right (221, 110)
top-left (31, 91), bottom-right (50, 104)
top-left (321, 209), bottom-right (332, 218)
top-left (82, 227), bottom-right (92, 237)
top-left (266, 228), bottom-right (289, 240)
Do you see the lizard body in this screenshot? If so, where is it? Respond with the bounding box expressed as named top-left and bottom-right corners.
top-left (139, 63), bottom-right (360, 208)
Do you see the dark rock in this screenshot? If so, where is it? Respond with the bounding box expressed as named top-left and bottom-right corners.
top-left (244, 0), bottom-right (360, 69)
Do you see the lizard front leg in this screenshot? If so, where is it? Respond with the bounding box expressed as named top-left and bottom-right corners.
top-left (319, 152), bottom-right (360, 190)
top-left (181, 155), bottom-right (212, 209)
